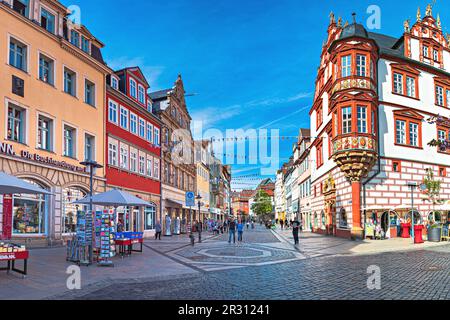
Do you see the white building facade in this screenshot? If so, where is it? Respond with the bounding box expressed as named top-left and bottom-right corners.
top-left (309, 7), bottom-right (450, 239)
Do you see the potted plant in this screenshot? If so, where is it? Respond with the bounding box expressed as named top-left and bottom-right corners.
top-left (427, 223), bottom-right (442, 242)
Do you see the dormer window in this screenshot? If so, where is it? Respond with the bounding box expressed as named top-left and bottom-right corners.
top-left (40, 7), bottom-right (55, 34)
top-left (81, 36), bottom-right (90, 53)
top-left (129, 78), bottom-right (137, 99)
top-left (111, 77), bottom-right (118, 90)
top-left (70, 30), bottom-right (80, 47)
top-left (138, 85), bottom-right (145, 104)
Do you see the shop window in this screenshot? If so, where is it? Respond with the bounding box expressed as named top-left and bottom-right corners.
top-left (393, 161), bottom-right (401, 172)
top-left (339, 208), bottom-right (348, 228)
top-left (145, 205), bottom-right (156, 230)
top-left (439, 167), bottom-right (446, 177)
top-left (13, 180), bottom-right (48, 235)
top-left (62, 187), bottom-right (87, 234)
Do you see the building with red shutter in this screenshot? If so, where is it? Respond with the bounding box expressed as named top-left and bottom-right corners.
top-left (106, 67), bottom-right (162, 237)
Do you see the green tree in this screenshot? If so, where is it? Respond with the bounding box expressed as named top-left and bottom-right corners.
top-left (251, 190), bottom-right (273, 220)
top-left (422, 168), bottom-right (442, 205)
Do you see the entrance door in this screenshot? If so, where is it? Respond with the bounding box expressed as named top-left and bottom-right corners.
top-left (133, 208), bottom-right (140, 232)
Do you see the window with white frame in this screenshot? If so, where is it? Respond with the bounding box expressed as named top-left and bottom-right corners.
top-left (436, 86), bottom-right (444, 106)
top-left (341, 55), bottom-right (351, 77)
top-left (147, 100), bottom-right (152, 113)
top-left (147, 122), bottom-right (153, 142)
top-left (130, 149), bottom-right (137, 172)
top-left (70, 29), bottom-right (80, 47)
top-left (84, 134), bottom-right (95, 161)
top-left (409, 122), bottom-right (419, 147)
top-left (393, 73), bottom-right (404, 94)
top-left (146, 157), bottom-right (153, 177)
top-left (139, 154), bottom-right (145, 175)
top-left (342, 106), bottom-right (352, 134)
top-left (138, 85), bottom-right (145, 104)
top-left (139, 118), bottom-right (146, 138)
top-left (111, 77), bottom-right (118, 90)
top-left (396, 120), bottom-right (406, 145)
top-left (356, 54), bottom-right (366, 77)
top-left (154, 159), bottom-right (160, 179)
top-left (120, 107), bottom-right (129, 129)
top-left (81, 36), bottom-right (90, 53)
top-left (37, 115), bottom-right (52, 151)
top-left (63, 125), bottom-right (76, 158)
top-left (7, 104), bottom-right (25, 143)
top-left (84, 80), bottom-right (95, 106)
top-left (9, 38), bottom-right (27, 72)
top-left (108, 100), bottom-right (118, 124)
top-left (433, 49), bottom-right (439, 62)
top-left (130, 78), bottom-right (137, 99)
top-left (154, 127), bottom-right (160, 146)
top-left (64, 67), bottom-right (76, 96)
top-left (108, 139), bottom-right (118, 166)
top-left (120, 144), bottom-right (129, 169)
top-left (423, 45), bottom-right (429, 58)
top-left (406, 77), bottom-right (415, 98)
top-left (39, 54), bottom-right (54, 85)
top-left (357, 106), bottom-right (367, 133)
top-left (130, 113), bottom-right (138, 134)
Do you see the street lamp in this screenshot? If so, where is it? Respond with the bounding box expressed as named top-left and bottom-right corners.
top-left (196, 193), bottom-right (202, 242)
top-left (80, 160), bottom-right (103, 264)
top-left (406, 181), bottom-right (417, 243)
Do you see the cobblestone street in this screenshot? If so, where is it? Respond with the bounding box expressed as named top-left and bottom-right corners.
top-left (51, 226), bottom-right (450, 300)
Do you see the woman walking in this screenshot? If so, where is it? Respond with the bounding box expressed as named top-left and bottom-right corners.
top-left (237, 219), bottom-right (244, 244)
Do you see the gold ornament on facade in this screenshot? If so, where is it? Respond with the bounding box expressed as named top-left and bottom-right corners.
top-left (417, 7), bottom-right (421, 21)
top-left (425, 4), bottom-right (432, 17)
top-left (338, 17), bottom-right (342, 28)
top-left (437, 14), bottom-right (441, 30)
top-left (404, 20), bottom-right (410, 33)
top-left (329, 12), bottom-right (335, 25)
top-left (323, 174), bottom-right (336, 195)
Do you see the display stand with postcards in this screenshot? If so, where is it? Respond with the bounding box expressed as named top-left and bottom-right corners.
top-left (66, 211), bottom-right (93, 266)
top-left (97, 210), bottom-right (115, 267)
top-left (0, 243), bottom-right (29, 278)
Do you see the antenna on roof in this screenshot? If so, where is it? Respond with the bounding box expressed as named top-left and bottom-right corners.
top-left (352, 12), bottom-right (357, 24)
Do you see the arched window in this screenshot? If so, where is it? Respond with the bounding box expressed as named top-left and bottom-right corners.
top-left (339, 208), bottom-right (348, 228)
top-left (314, 212), bottom-right (318, 228)
top-left (321, 211), bottom-right (325, 229)
top-left (62, 186), bottom-right (87, 234)
top-left (428, 211), bottom-right (442, 224)
top-left (12, 179), bottom-right (49, 235)
top-left (406, 210), bottom-right (422, 225)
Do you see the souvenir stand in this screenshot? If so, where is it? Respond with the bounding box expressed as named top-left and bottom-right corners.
top-left (73, 189), bottom-right (152, 265)
top-left (0, 172), bottom-right (52, 277)
top-left (66, 210), bottom-right (93, 265)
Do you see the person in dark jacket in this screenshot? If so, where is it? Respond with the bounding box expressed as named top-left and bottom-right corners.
top-left (292, 219), bottom-right (300, 245)
top-left (228, 218), bottom-right (237, 244)
top-left (155, 221), bottom-right (162, 240)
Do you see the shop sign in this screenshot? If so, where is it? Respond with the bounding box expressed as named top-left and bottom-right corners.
top-left (0, 141), bottom-right (86, 173)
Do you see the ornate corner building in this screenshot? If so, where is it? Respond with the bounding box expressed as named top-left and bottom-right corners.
top-left (309, 6), bottom-right (450, 239)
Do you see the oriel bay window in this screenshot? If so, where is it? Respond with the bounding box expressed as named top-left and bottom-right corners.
top-left (391, 64), bottom-right (419, 99)
top-left (334, 102), bottom-right (376, 137)
top-left (336, 51), bottom-right (374, 80)
top-left (393, 110), bottom-right (423, 148)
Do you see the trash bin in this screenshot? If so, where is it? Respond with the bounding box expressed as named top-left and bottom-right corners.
top-left (414, 225), bottom-right (424, 244)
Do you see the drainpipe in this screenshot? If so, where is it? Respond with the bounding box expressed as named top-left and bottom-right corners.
top-left (362, 58), bottom-right (382, 239)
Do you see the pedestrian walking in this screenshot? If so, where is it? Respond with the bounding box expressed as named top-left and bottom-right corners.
top-left (280, 219), bottom-right (284, 230)
top-left (292, 219), bottom-right (300, 245)
top-left (251, 220), bottom-right (255, 229)
top-left (237, 220), bottom-right (244, 243)
top-left (228, 218), bottom-right (237, 244)
top-left (155, 220), bottom-right (162, 240)
top-left (246, 221), bottom-right (250, 230)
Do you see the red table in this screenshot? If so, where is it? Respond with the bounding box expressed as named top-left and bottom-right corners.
top-left (0, 251), bottom-right (29, 277)
top-left (401, 223), bottom-right (411, 238)
top-left (115, 238), bottom-right (143, 258)
top-left (414, 225), bottom-right (424, 244)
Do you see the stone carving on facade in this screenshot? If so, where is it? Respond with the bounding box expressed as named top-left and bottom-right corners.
top-left (425, 4), bottom-right (432, 17)
top-left (404, 20), bottom-right (410, 33)
top-left (329, 12), bottom-right (335, 25)
top-left (417, 7), bottom-right (421, 22)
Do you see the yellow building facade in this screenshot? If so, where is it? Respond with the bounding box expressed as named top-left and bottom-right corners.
top-left (0, 0), bottom-right (111, 246)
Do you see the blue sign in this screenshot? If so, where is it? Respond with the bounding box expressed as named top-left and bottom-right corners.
top-left (186, 191), bottom-right (195, 207)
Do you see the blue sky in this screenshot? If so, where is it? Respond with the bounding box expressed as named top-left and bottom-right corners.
top-left (68, 0), bottom-right (449, 190)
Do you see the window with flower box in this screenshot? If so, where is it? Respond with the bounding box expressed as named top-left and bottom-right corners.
top-left (437, 126), bottom-right (450, 153)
